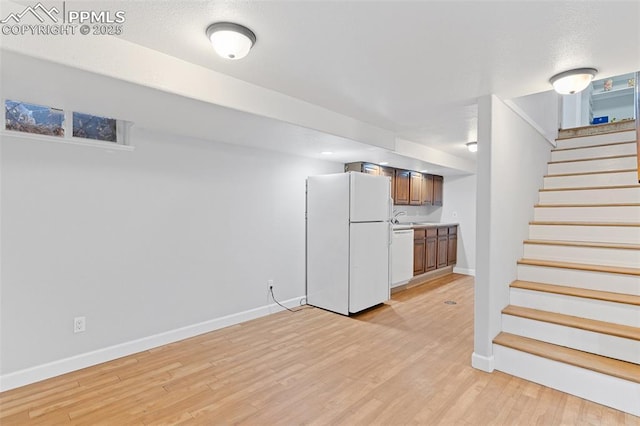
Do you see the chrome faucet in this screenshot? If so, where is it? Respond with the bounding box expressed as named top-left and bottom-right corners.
top-left (392, 210), bottom-right (406, 224)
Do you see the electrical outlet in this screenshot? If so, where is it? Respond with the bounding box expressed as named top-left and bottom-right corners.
top-left (74, 316), bottom-right (86, 333)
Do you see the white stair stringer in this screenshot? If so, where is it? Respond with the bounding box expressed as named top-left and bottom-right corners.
top-left (543, 170), bottom-right (637, 189)
top-left (547, 155), bottom-right (637, 175)
top-left (509, 288), bottom-right (639, 327)
top-left (516, 264), bottom-right (640, 295)
top-left (539, 186), bottom-right (640, 205)
top-left (493, 344), bottom-right (640, 417)
top-left (551, 141), bottom-right (638, 162)
top-left (501, 314), bottom-right (640, 364)
top-left (533, 204), bottom-right (640, 223)
top-left (522, 242), bottom-right (640, 268)
top-left (528, 223), bottom-right (640, 245)
top-left (555, 130), bottom-right (637, 149)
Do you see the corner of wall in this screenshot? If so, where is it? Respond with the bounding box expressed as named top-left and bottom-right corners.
top-left (471, 352), bottom-right (495, 372)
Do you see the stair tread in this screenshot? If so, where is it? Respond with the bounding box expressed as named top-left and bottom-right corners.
top-left (545, 168), bottom-right (636, 178)
top-left (493, 332), bottom-right (640, 383)
top-left (510, 280), bottom-right (640, 305)
top-left (530, 221), bottom-right (640, 227)
top-left (523, 239), bottom-right (640, 250)
top-left (517, 258), bottom-right (640, 276)
top-left (548, 154), bottom-right (637, 165)
top-left (540, 184), bottom-right (640, 192)
top-left (534, 203), bottom-right (640, 208)
top-left (552, 141), bottom-right (637, 152)
top-left (502, 305), bottom-right (640, 341)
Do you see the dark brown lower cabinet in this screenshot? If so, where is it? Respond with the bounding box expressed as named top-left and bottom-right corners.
top-left (413, 225), bottom-right (458, 276)
top-left (425, 228), bottom-right (437, 272)
top-left (447, 227), bottom-right (457, 266)
top-left (413, 229), bottom-right (426, 276)
top-left (437, 227), bottom-right (448, 269)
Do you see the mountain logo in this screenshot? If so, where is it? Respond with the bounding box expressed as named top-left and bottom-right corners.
top-left (1, 2), bottom-right (60, 24)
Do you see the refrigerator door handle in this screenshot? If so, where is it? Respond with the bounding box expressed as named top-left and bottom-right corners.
top-left (388, 197), bottom-right (393, 246)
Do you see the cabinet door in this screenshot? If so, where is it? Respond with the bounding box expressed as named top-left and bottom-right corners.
top-left (447, 233), bottom-right (457, 266)
top-left (426, 236), bottom-right (437, 271)
top-left (394, 169), bottom-right (410, 205)
top-left (433, 175), bottom-right (443, 206)
top-left (409, 172), bottom-right (422, 205)
top-left (413, 238), bottom-right (425, 276)
top-left (421, 174), bottom-right (433, 205)
top-left (380, 166), bottom-right (395, 202)
top-left (437, 234), bottom-right (448, 268)
top-left (362, 163), bottom-right (380, 175)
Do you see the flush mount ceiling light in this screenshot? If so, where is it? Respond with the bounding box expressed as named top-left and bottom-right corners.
top-left (206, 22), bottom-right (256, 60)
top-left (466, 142), bottom-right (478, 153)
top-left (549, 68), bottom-right (598, 95)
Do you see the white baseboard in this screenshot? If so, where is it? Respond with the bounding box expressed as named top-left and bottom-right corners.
top-left (0, 296), bottom-right (305, 392)
top-left (471, 352), bottom-right (495, 372)
top-left (453, 266), bottom-right (476, 276)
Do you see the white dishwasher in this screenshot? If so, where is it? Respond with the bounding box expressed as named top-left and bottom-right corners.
top-left (391, 228), bottom-right (414, 288)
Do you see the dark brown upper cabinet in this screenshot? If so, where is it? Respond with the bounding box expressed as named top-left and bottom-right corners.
top-left (394, 169), bottom-right (410, 205)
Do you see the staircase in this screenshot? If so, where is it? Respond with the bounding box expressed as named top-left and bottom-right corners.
top-left (492, 128), bottom-right (640, 417)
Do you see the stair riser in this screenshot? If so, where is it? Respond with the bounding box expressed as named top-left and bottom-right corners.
top-left (533, 205), bottom-right (640, 223)
top-left (555, 130), bottom-right (637, 149)
top-left (543, 171), bottom-right (637, 189)
top-left (528, 224), bottom-right (640, 244)
top-left (522, 244), bottom-right (640, 268)
top-left (510, 288), bottom-right (639, 327)
top-left (539, 187), bottom-right (640, 205)
top-left (493, 345), bottom-right (640, 417)
top-left (551, 143), bottom-right (637, 162)
top-left (517, 264), bottom-right (640, 295)
top-left (547, 156), bottom-right (637, 175)
top-left (501, 315), bottom-right (640, 364)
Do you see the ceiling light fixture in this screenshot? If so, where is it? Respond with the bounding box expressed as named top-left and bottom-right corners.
top-left (466, 142), bottom-right (478, 153)
top-left (321, 151), bottom-right (333, 155)
top-left (206, 22), bottom-right (256, 60)
top-left (549, 68), bottom-right (598, 95)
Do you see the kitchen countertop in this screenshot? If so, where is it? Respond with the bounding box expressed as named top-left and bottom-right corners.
top-left (392, 222), bottom-right (459, 230)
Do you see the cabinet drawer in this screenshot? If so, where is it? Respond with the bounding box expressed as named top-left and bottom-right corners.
top-left (426, 228), bottom-right (437, 238)
top-left (437, 227), bottom-right (448, 236)
top-left (414, 229), bottom-right (426, 240)
top-left (448, 226), bottom-right (457, 235)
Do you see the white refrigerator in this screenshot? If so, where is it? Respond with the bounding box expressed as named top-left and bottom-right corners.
top-left (306, 172), bottom-right (392, 315)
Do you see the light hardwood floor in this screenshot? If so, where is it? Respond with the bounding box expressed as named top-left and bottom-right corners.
top-left (1, 274), bottom-right (638, 425)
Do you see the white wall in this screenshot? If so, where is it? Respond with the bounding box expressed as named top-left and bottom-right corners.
top-left (473, 94), bottom-right (552, 371)
top-left (507, 90), bottom-right (560, 144)
top-left (0, 62), bottom-right (344, 389)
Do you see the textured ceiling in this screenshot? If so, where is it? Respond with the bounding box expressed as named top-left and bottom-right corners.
top-left (3, 0), bottom-right (640, 167)
top-left (105, 0), bottom-right (640, 160)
